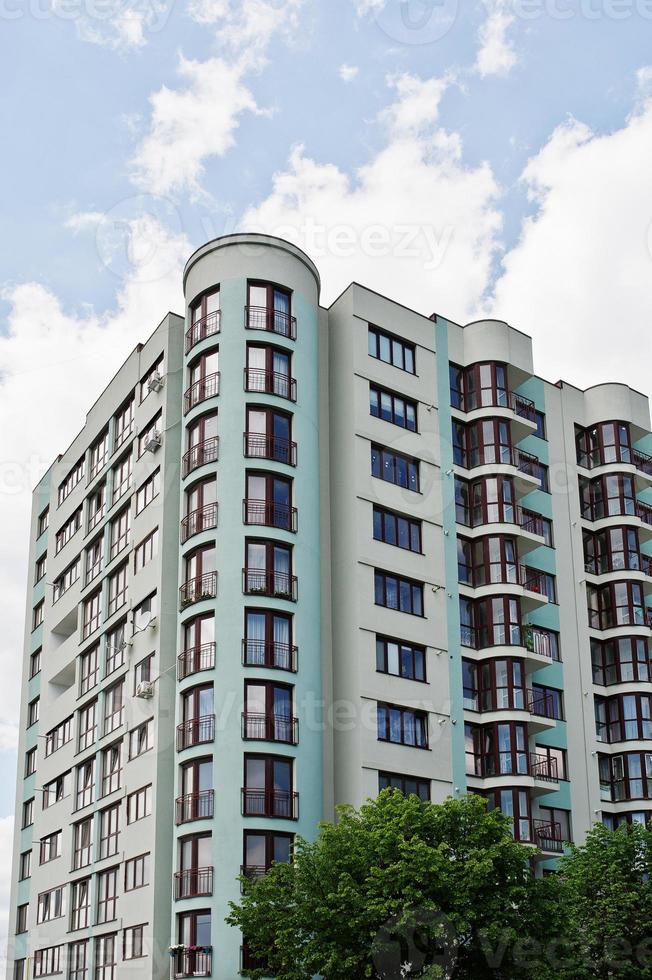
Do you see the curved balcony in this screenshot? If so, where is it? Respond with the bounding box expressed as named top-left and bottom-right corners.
top-left (243, 432), bottom-right (297, 466)
top-left (578, 445), bottom-right (652, 479)
top-left (185, 310), bottom-right (221, 354)
top-left (244, 367), bottom-right (296, 402)
top-left (241, 712), bottom-right (299, 745)
top-left (182, 437), bottom-right (219, 478)
top-left (174, 866), bottom-right (214, 899)
top-left (183, 373), bottom-right (220, 415)
top-left (454, 446), bottom-right (542, 490)
top-left (179, 572), bottom-right (217, 610)
top-left (242, 567), bottom-right (297, 601)
top-left (177, 642), bottom-right (216, 681)
top-left (242, 639), bottom-right (297, 672)
top-left (171, 948), bottom-right (212, 979)
top-left (241, 788), bottom-right (299, 819)
top-left (181, 503), bottom-right (218, 544)
top-left (459, 565), bottom-right (551, 611)
top-left (456, 504), bottom-right (547, 553)
top-left (243, 498), bottom-right (298, 532)
top-left (176, 714), bottom-right (215, 751)
top-left (245, 305), bottom-right (296, 340)
top-left (175, 790), bottom-right (214, 824)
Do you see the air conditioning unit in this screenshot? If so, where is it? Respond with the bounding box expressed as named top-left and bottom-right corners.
top-left (147, 371), bottom-right (164, 393)
top-left (135, 681), bottom-right (154, 699)
top-left (144, 431), bottom-right (162, 453)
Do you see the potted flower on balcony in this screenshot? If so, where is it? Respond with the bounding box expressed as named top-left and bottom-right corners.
top-left (522, 624), bottom-right (534, 652)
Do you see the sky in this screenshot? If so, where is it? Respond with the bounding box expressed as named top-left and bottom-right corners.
top-left (1, 0), bottom-right (652, 952)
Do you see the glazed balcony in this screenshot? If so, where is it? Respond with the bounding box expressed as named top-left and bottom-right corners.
top-left (183, 373), bottom-right (220, 414)
top-left (185, 310), bottom-right (221, 354)
top-left (176, 714), bottom-right (215, 751)
top-left (241, 712), bottom-right (299, 745)
top-left (182, 437), bottom-right (219, 478)
top-left (241, 788), bottom-right (299, 820)
top-left (243, 432), bottom-right (297, 466)
top-left (578, 445), bottom-right (652, 479)
top-left (245, 305), bottom-right (296, 340)
top-left (174, 866), bottom-right (214, 900)
top-left (181, 503), bottom-right (218, 544)
top-left (171, 947), bottom-right (212, 978)
top-left (179, 572), bottom-right (217, 610)
top-left (243, 498), bottom-right (298, 532)
top-left (527, 689), bottom-right (562, 720)
top-left (175, 790), bottom-right (214, 825)
top-left (177, 642), bottom-right (216, 681)
top-left (244, 367), bottom-right (296, 402)
top-left (453, 388), bottom-right (537, 423)
top-left (242, 567), bottom-right (298, 601)
top-left (242, 639), bottom-right (298, 672)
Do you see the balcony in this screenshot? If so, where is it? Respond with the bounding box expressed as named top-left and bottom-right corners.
top-left (633, 448), bottom-right (652, 477)
top-left (174, 866), bottom-right (214, 900)
top-left (519, 565), bottom-right (553, 601)
top-left (242, 713), bottom-right (299, 745)
top-left (533, 818), bottom-right (564, 854)
top-left (244, 367), bottom-right (296, 402)
top-left (171, 948), bottom-right (212, 978)
top-left (181, 504), bottom-right (218, 544)
top-left (578, 446), bottom-right (652, 478)
top-left (242, 639), bottom-right (297, 672)
top-left (241, 788), bottom-right (299, 819)
top-left (185, 310), bottom-right (221, 354)
top-left (530, 753), bottom-right (559, 782)
top-left (516, 449), bottom-right (542, 482)
top-left (243, 432), bottom-right (297, 466)
top-left (242, 568), bottom-right (298, 601)
top-left (638, 503), bottom-right (652, 527)
top-left (182, 437), bottom-right (219, 478)
top-left (176, 715), bottom-right (215, 751)
top-left (179, 572), bottom-right (217, 610)
top-left (454, 389), bottom-right (537, 422)
top-left (175, 790), bottom-right (214, 824)
top-left (184, 373), bottom-right (220, 414)
top-left (243, 499), bottom-right (298, 532)
top-left (245, 305), bottom-right (296, 340)
top-left (527, 690), bottom-right (562, 720)
top-left (177, 642), bottom-right (216, 681)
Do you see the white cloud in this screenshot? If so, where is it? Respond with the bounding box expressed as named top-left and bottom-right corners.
top-left (55, 0), bottom-right (173, 52)
top-left (637, 65), bottom-right (652, 98)
top-left (353, 0), bottom-right (385, 14)
top-left (0, 815), bottom-right (14, 966)
top-left (475, 0), bottom-right (517, 78)
top-left (339, 64), bottom-right (359, 82)
top-left (242, 72), bottom-right (502, 316)
top-left (490, 99), bottom-right (652, 395)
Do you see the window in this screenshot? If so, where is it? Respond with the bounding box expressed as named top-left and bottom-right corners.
top-left (99, 804), bottom-right (120, 860)
top-left (124, 853), bottom-right (150, 891)
top-left (185, 348), bottom-right (220, 412)
top-left (373, 505), bottom-right (422, 553)
top-left (39, 830), bottom-right (62, 864)
top-left (52, 556), bottom-right (80, 602)
top-left (243, 608), bottom-right (294, 671)
top-left (463, 657), bottom-right (526, 712)
top-left (81, 591), bottom-right (101, 640)
top-left (89, 430), bottom-right (109, 481)
top-left (188, 288), bottom-right (221, 350)
top-left (378, 771), bottom-right (430, 801)
top-left (460, 595), bottom-right (522, 649)
top-left (243, 680), bottom-right (296, 744)
top-left (584, 526), bottom-right (643, 575)
top-left (42, 771), bottom-right (71, 809)
top-left (73, 818), bottom-right (93, 870)
top-left (68, 941), bottom-right (88, 980)
top-left (37, 884), bottom-right (65, 923)
top-left (531, 683), bottom-right (564, 720)
top-left (25, 747), bottom-right (37, 777)
top-left (38, 507), bottom-right (49, 536)
top-left (595, 693), bottom-right (652, 743)
top-left (109, 506), bottom-right (130, 560)
top-left (135, 468), bottom-right (160, 514)
top-left (123, 925), bottom-right (146, 960)
top-left (75, 759), bottom-right (95, 810)
top-left (245, 344), bottom-right (295, 400)
top-left (466, 721), bottom-right (528, 777)
top-left (33, 945), bottom-right (62, 978)
top-left (58, 456), bottom-right (84, 505)
top-left (35, 553), bottom-right (46, 583)
top-left (368, 325), bottom-right (415, 373)
top-left (105, 620), bottom-right (127, 676)
top-left (539, 806), bottom-right (571, 844)
top-left (243, 830), bottom-right (293, 882)
top-left (134, 528), bottom-right (159, 572)
top-left (182, 545), bottom-right (217, 605)
top-left (101, 742), bottom-right (122, 796)
top-left (485, 787), bottom-right (532, 843)
top-left (70, 878), bottom-right (90, 931)
top-left (533, 460), bottom-right (549, 491)
top-left (33, 600), bottom-right (44, 630)
top-left (376, 636), bottom-right (426, 681)
top-left (87, 485), bottom-right (105, 533)
top-left (587, 580), bottom-right (648, 630)
top-left (114, 396), bottom-right (135, 449)
top-left (455, 475), bottom-right (517, 528)
top-left (533, 410), bottom-right (546, 439)
top-left (580, 473), bottom-right (637, 521)
top-left (96, 867), bottom-right (118, 924)
top-left (140, 354), bottom-right (164, 402)
top-left (184, 411), bottom-right (219, 476)
top-left (370, 384), bottom-right (417, 431)
top-left (94, 934), bottom-right (116, 980)
top-left (134, 654), bottom-right (154, 693)
top-left (85, 537), bottom-right (103, 584)
top-left (30, 648), bottom-right (41, 678)
top-left (377, 702), bottom-right (428, 748)
top-left (55, 507), bottom-right (82, 554)
top-left (22, 798), bottom-right (34, 828)
top-left (245, 406), bottom-right (296, 465)
top-left (104, 679), bottom-right (124, 735)
top-left (242, 755), bottom-right (295, 818)
top-left (133, 592), bottom-right (157, 631)
top-left (247, 281), bottom-right (294, 338)
top-left (13, 959), bottom-right (25, 980)
top-left (19, 850), bottom-right (31, 880)
top-left (45, 715), bottom-right (73, 756)
top-left (16, 904), bottom-right (28, 934)
top-left (137, 411), bottom-right (162, 457)
top-left (453, 418), bottom-right (513, 469)
top-left (79, 645), bottom-right (99, 694)
top-left (374, 570), bottom-right (424, 616)
top-left (535, 745), bottom-right (568, 781)
top-left (127, 785), bottom-right (151, 824)
top-left (371, 444), bottom-right (419, 492)
top-left (112, 452), bottom-right (132, 504)
top-left (107, 563), bottom-right (128, 616)
top-left (592, 637), bottom-right (650, 686)
top-left (244, 538), bottom-right (295, 599)
top-left (180, 614), bottom-right (216, 677)
top-left (244, 471), bottom-right (295, 531)
top-left (576, 421), bottom-right (632, 469)
top-left (27, 697), bottom-right (39, 727)
top-left (540, 516), bottom-right (554, 547)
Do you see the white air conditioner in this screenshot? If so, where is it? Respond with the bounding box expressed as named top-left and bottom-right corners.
top-left (135, 681), bottom-right (155, 699)
top-left (147, 371), bottom-right (164, 393)
top-left (144, 431), bottom-right (162, 453)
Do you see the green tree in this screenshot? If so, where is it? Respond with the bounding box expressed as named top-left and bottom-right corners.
top-left (228, 791), bottom-right (559, 979)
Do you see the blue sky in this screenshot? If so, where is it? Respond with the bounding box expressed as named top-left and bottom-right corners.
top-left (1, 0), bottom-right (652, 945)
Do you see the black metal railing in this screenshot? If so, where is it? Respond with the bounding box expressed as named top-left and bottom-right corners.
top-left (174, 866), bottom-right (214, 899)
top-left (182, 437), bottom-right (219, 477)
top-left (243, 498), bottom-right (297, 532)
top-left (241, 712), bottom-right (299, 744)
top-left (242, 567), bottom-right (297, 601)
top-left (243, 432), bottom-right (297, 466)
top-left (181, 503), bottom-right (218, 543)
top-left (183, 373), bottom-right (220, 414)
top-left (245, 305), bottom-right (296, 340)
top-left (177, 642), bottom-right (216, 681)
top-left (171, 947), bottom-right (212, 978)
top-left (241, 788), bottom-right (299, 819)
top-left (179, 572), bottom-right (217, 609)
top-left (242, 639), bottom-right (297, 672)
top-left (244, 367), bottom-right (296, 401)
top-left (185, 310), bottom-right (221, 354)
top-left (176, 715), bottom-right (216, 751)
top-left (175, 790), bottom-right (214, 824)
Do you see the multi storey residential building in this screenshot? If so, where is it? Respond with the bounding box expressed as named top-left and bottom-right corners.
top-left (7, 233), bottom-right (652, 979)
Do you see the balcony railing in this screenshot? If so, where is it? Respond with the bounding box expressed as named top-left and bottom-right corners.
top-left (519, 565), bottom-right (551, 597)
top-left (633, 448), bottom-right (652, 477)
top-left (461, 624), bottom-right (523, 651)
top-left (185, 310), bottom-right (221, 354)
top-left (530, 753), bottom-right (559, 782)
top-left (176, 714), bottom-right (216, 751)
top-left (243, 498), bottom-right (298, 532)
top-left (456, 503), bottom-right (546, 536)
top-left (181, 503), bottom-right (218, 544)
top-left (174, 866), bottom-right (214, 899)
top-left (175, 790), bottom-right (214, 824)
top-left (453, 389), bottom-right (537, 422)
top-left (578, 446), bottom-right (652, 476)
top-left (516, 449), bottom-right (542, 481)
top-left (242, 568), bottom-right (298, 601)
top-left (242, 712), bottom-right (299, 745)
top-left (241, 788), bottom-right (299, 819)
top-left (179, 572), bottom-right (217, 610)
top-left (242, 639), bottom-right (297, 672)
top-left (527, 690), bottom-right (561, 720)
top-left (244, 367), bottom-right (296, 401)
top-left (524, 627), bottom-right (558, 660)
top-left (171, 948), bottom-right (212, 978)
top-left (533, 818), bottom-right (564, 853)
top-left (638, 503), bottom-right (652, 526)
top-left (177, 642), bottom-right (216, 681)
top-left (182, 437), bottom-right (219, 477)
top-left (245, 305), bottom-right (296, 340)
top-left (243, 432), bottom-right (297, 466)
top-left (183, 373), bottom-right (220, 414)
